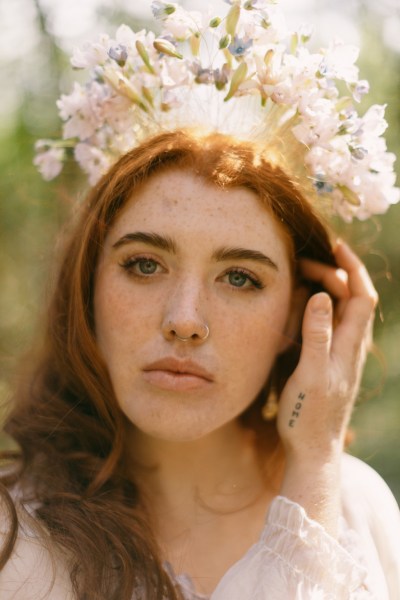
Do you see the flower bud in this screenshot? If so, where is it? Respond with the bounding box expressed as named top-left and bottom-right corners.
top-left (209, 17), bottom-right (222, 28)
top-left (338, 185), bottom-right (361, 206)
top-left (219, 34), bottom-right (231, 50)
top-left (153, 38), bottom-right (183, 59)
top-left (190, 33), bottom-right (201, 56)
top-left (151, 1), bottom-right (177, 19)
top-left (224, 61), bottom-right (248, 101)
top-left (136, 41), bottom-right (155, 73)
top-left (226, 4), bottom-right (241, 37)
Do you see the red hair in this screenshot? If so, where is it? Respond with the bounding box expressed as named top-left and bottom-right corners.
top-left (0, 130), bottom-right (335, 599)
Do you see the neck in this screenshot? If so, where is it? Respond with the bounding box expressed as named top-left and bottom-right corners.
top-left (126, 419), bottom-right (282, 524)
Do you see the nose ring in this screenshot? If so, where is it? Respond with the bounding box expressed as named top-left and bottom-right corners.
top-left (175, 325), bottom-right (210, 342)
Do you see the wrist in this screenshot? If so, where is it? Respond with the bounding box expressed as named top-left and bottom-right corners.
top-left (282, 434), bottom-right (345, 466)
top-left (280, 453), bottom-right (342, 537)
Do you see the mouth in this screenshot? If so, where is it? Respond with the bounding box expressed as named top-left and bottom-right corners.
top-left (142, 358), bottom-right (214, 392)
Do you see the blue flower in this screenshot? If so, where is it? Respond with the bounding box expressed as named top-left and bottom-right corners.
top-left (314, 176), bottom-right (334, 194)
top-left (108, 45), bottom-right (128, 67)
top-left (228, 35), bottom-right (253, 56)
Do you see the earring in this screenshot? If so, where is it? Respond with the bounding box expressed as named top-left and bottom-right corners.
top-left (261, 386), bottom-right (279, 421)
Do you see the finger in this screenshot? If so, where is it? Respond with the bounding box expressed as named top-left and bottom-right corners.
top-left (297, 293), bottom-right (333, 374)
top-left (331, 300), bottom-right (375, 359)
top-left (333, 241), bottom-right (378, 302)
top-left (330, 242), bottom-right (377, 355)
top-left (299, 259), bottom-right (350, 300)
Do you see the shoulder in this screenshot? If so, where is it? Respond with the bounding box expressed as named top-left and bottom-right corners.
top-left (340, 453), bottom-right (400, 598)
top-left (0, 494), bottom-right (75, 600)
top-left (340, 453), bottom-right (399, 519)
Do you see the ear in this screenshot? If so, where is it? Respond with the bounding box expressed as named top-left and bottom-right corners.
top-left (277, 284), bottom-right (310, 354)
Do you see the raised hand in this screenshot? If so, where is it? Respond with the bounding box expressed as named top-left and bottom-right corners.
top-left (277, 240), bottom-right (378, 534)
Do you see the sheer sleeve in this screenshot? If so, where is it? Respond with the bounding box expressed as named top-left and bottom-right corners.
top-left (211, 454), bottom-right (400, 600)
top-left (340, 454), bottom-right (400, 599)
top-left (210, 495), bottom-right (373, 600)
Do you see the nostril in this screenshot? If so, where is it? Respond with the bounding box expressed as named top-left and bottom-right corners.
top-left (163, 322), bottom-right (210, 342)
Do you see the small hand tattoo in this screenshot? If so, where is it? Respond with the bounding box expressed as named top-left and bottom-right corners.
top-left (288, 392), bottom-right (306, 427)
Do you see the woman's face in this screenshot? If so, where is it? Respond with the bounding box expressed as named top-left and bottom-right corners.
top-left (94, 169), bottom-right (295, 441)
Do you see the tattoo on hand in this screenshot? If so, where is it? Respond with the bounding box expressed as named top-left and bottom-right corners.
top-left (288, 392), bottom-right (306, 427)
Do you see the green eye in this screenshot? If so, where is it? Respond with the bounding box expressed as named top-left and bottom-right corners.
top-left (120, 256), bottom-right (161, 276)
top-left (137, 259), bottom-right (158, 274)
top-left (223, 269), bottom-right (264, 290)
top-left (228, 271), bottom-right (249, 287)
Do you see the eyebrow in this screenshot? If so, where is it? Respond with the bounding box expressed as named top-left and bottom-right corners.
top-left (112, 231), bottom-right (278, 271)
top-left (112, 232), bottom-right (177, 253)
top-left (212, 247), bottom-right (278, 271)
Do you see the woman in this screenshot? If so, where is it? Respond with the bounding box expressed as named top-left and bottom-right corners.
top-left (1, 1), bottom-right (400, 599)
top-left (1, 129), bottom-right (399, 599)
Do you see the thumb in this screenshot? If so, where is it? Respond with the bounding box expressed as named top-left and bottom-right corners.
top-left (299, 292), bottom-right (332, 367)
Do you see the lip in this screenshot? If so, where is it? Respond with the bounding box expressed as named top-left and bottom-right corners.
top-left (142, 357), bottom-right (214, 392)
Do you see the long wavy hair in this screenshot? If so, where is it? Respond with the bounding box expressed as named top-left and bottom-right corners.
top-left (0, 130), bottom-right (335, 599)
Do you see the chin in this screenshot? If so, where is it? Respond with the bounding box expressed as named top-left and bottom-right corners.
top-left (122, 405), bottom-right (233, 443)
top-left (134, 417), bottom-right (224, 443)
top-left (119, 389), bottom-right (255, 443)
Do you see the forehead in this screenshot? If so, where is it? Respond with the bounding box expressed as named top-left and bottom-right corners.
top-left (108, 169), bottom-right (293, 264)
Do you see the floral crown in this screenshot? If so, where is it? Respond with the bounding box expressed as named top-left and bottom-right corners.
top-left (34, 0), bottom-right (399, 221)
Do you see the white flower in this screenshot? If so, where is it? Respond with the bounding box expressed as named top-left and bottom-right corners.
top-left (161, 7), bottom-right (203, 40)
top-left (33, 144), bottom-right (64, 180)
top-left (57, 82), bottom-right (86, 120)
top-left (71, 34), bottom-right (110, 69)
top-left (239, 4), bottom-right (287, 44)
top-left (161, 87), bottom-right (187, 109)
top-left (359, 104), bottom-right (388, 139)
top-left (57, 82), bottom-right (104, 140)
top-left (225, 0), bottom-right (277, 7)
top-left (74, 143), bottom-right (111, 185)
top-left (99, 94), bottom-right (134, 134)
top-left (151, 1), bottom-right (178, 19)
top-left (115, 25), bottom-right (156, 56)
top-left (34, 0), bottom-right (399, 220)
top-left (320, 41), bottom-right (360, 83)
top-left (262, 49), bottom-right (321, 108)
top-left (294, 98), bottom-right (340, 145)
top-left (160, 58), bottom-right (192, 88)
top-left (243, 0), bottom-right (278, 9)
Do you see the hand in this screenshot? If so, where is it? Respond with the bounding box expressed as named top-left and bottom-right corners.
top-left (277, 240), bottom-right (378, 462)
top-left (276, 240), bottom-right (377, 534)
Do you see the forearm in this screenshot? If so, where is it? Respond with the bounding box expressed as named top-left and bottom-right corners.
top-left (279, 452), bottom-right (342, 537)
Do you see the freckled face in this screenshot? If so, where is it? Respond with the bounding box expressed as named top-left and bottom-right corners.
top-left (94, 169), bottom-right (294, 441)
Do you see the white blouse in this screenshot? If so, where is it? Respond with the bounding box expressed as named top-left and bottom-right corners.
top-left (1, 454), bottom-right (399, 599)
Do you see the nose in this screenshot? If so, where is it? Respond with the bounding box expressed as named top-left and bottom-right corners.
top-left (161, 279), bottom-right (210, 343)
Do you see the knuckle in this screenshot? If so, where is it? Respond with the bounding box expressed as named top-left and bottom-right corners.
top-left (359, 294), bottom-right (378, 316)
top-left (308, 328), bottom-right (331, 345)
top-left (369, 290), bottom-right (379, 309)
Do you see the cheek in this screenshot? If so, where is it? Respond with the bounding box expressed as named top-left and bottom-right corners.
top-left (94, 273), bottom-right (148, 358)
top-left (218, 291), bottom-right (292, 391)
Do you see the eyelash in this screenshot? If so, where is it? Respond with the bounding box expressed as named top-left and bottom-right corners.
top-left (221, 268), bottom-right (264, 290)
top-left (119, 255), bottom-right (163, 277)
top-left (119, 256), bottom-right (265, 290)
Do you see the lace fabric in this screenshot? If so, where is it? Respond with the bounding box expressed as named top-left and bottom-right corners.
top-left (163, 493), bottom-right (372, 600)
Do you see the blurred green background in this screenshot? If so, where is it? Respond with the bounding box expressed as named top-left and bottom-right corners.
top-left (1, 0), bottom-right (399, 499)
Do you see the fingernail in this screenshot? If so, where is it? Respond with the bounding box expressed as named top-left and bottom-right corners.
top-left (333, 238), bottom-right (341, 250)
top-left (311, 293), bottom-right (331, 315)
top-left (333, 238), bottom-right (345, 252)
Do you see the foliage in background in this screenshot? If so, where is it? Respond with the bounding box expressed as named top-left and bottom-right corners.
top-left (1, 0), bottom-right (399, 498)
